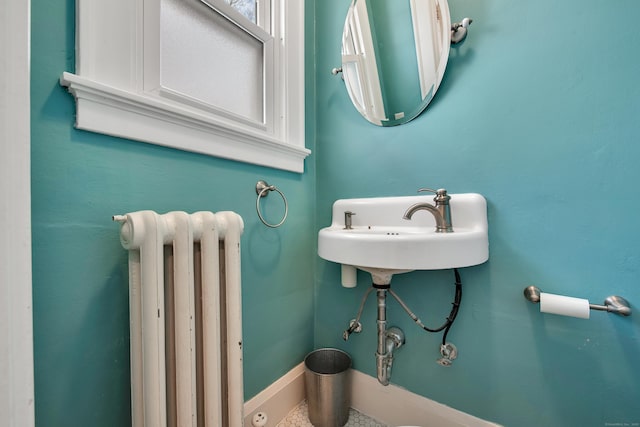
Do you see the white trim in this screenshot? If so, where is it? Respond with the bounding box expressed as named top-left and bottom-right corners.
top-left (0, 0), bottom-right (35, 426)
top-left (60, 72), bottom-right (310, 173)
top-left (342, 1), bottom-right (386, 125)
top-left (243, 363), bottom-right (305, 427)
top-left (64, 0), bottom-right (309, 173)
top-left (351, 370), bottom-right (502, 427)
top-left (242, 366), bottom-right (501, 427)
top-left (411, 0), bottom-right (451, 99)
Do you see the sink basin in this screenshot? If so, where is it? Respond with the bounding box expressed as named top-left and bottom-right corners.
top-left (318, 193), bottom-right (488, 283)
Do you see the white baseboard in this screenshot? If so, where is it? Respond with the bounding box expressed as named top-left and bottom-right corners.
top-left (243, 363), bottom-right (306, 427)
top-left (350, 370), bottom-right (502, 427)
top-left (244, 366), bottom-right (501, 427)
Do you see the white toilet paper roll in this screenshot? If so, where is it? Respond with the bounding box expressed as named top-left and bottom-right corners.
top-left (540, 292), bottom-right (590, 319)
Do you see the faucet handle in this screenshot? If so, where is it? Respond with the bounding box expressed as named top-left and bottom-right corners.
top-left (418, 188), bottom-right (446, 195)
top-left (418, 188), bottom-right (450, 203)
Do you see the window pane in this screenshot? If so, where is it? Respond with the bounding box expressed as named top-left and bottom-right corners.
top-left (161, 0), bottom-right (264, 123)
top-left (224, 0), bottom-right (256, 23)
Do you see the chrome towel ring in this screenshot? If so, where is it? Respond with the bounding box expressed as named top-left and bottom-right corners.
top-left (255, 180), bottom-right (288, 228)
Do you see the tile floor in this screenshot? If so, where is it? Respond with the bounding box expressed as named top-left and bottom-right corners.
top-left (276, 400), bottom-right (388, 427)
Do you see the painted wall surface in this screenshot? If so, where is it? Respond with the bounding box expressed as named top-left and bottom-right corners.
top-left (367, 0), bottom-right (421, 119)
top-left (30, 0), bottom-right (316, 425)
top-left (314, 0), bottom-right (640, 426)
top-left (30, 0), bottom-right (640, 425)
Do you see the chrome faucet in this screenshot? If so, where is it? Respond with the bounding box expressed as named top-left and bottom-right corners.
top-left (403, 188), bottom-right (453, 233)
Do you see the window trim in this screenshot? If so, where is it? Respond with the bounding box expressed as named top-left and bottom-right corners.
top-left (60, 0), bottom-right (309, 173)
top-left (1, 1), bottom-right (35, 425)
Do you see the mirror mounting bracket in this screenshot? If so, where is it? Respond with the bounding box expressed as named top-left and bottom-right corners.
top-left (451, 17), bottom-right (473, 44)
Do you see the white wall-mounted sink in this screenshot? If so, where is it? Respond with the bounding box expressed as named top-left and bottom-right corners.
top-left (318, 193), bottom-right (489, 284)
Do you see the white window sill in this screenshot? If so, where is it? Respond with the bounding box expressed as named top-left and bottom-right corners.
top-left (60, 72), bottom-right (310, 173)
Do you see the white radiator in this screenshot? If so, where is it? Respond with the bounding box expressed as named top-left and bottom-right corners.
top-left (113, 211), bottom-right (244, 427)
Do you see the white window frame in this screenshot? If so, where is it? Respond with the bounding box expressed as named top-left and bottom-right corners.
top-left (60, 0), bottom-right (309, 173)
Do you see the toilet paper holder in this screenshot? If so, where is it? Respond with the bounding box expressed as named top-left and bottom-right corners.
top-left (524, 286), bottom-right (632, 317)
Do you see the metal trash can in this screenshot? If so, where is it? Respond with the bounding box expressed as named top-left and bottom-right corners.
top-left (304, 348), bottom-right (352, 427)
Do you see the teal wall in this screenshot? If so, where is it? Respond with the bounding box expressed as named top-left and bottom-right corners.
top-left (31, 0), bottom-right (316, 425)
top-left (367, 0), bottom-right (422, 121)
top-left (30, 0), bottom-right (640, 426)
top-left (315, 0), bottom-right (640, 426)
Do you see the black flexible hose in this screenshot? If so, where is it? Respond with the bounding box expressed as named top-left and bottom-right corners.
top-left (389, 268), bottom-right (463, 335)
top-left (442, 268), bottom-right (462, 346)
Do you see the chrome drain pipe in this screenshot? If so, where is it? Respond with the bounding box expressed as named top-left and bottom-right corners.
top-left (375, 289), bottom-right (404, 385)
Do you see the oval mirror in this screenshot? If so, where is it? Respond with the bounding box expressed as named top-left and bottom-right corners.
top-left (341, 0), bottom-right (451, 126)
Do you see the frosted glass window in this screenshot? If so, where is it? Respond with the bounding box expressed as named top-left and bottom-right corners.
top-left (161, 0), bottom-right (264, 123)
